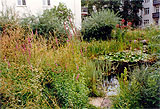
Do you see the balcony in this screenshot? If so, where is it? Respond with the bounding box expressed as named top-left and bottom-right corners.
top-left (81, 7), bottom-right (88, 16)
top-left (152, 12), bottom-right (160, 18)
top-left (153, 0), bottom-right (160, 6)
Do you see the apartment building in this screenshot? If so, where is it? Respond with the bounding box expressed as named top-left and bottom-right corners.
top-left (142, 0), bottom-right (160, 27)
top-left (0, 0), bottom-right (81, 28)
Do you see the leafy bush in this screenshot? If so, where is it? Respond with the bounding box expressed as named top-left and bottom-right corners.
top-left (0, 5), bottom-right (19, 34)
top-left (82, 9), bottom-right (120, 40)
top-left (47, 70), bottom-right (89, 108)
top-left (21, 3), bottom-right (73, 40)
top-left (132, 63), bottom-right (160, 108)
top-left (112, 63), bottom-right (160, 108)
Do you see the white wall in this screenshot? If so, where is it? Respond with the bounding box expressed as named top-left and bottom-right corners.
top-left (142, 0), bottom-right (160, 27)
top-left (142, 1), bottom-right (154, 26)
top-left (0, 0), bottom-right (81, 28)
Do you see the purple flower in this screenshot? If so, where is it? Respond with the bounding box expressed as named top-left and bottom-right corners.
top-left (35, 30), bottom-right (38, 35)
top-left (55, 63), bottom-right (58, 66)
top-left (8, 61), bottom-right (11, 67)
top-left (66, 23), bottom-right (72, 40)
top-left (16, 45), bottom-right (18, 49)
top-left (76, 73), bottom-right (80, 80)
top-left (28, 37), bottom-right (31, 43)
top-left (28, 49), bottom-right (31, 57)
top-left (4, 56), bottom-right (6, 60)
top-left (55, 37), bottom-right (58, 45)
top-left (67, 40), bottom-right (70, 42)
top-left (27, 58), bottom-right (30, 64)
top-left (76, 65), bottom-right (79, 70)
top-left (85, 48), bottom-right (87, 52)
top-left (80, 49), bottom-right (83, 56)
top-left (29, 43), bottom-right (32, 48)
top-left (65, 64), bottom-right (67, 69)
top-left (23, 44), bottom-right (26, 51)
top-left (64, 22), bottom-right (70, 39)
top-left (31, 31), bottom-right (34, 36)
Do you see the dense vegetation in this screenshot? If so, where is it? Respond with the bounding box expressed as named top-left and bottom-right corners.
top-left (82, 9), bottom-right (120, 40)
top-left (0, 3), bottom-right (160, 109)
top-left (82, 0), bottom-right (143, 26)
top-left (21, 3), bottom-right (72, 41)
top-left (112, 64), bottom-right (160, 108)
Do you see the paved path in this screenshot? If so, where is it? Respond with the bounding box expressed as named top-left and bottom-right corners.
top-left (89, 97), bottom-right (112, 108)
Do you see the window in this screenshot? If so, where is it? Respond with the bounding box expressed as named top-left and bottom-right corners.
top-left (43, 0), bottom-right (51, 6)
top-left (144, 8), bottom-right (149, 15)
top-left (144, 20), bottom-right (149, 25)
top-left (17, 0), bottom-right (26, 6)
top-left (144, 0), bottom-right (150, 3)
top-left (156, 6), bottom-right (159, 13)
top-left (155, 20), bottom-right (159, 25)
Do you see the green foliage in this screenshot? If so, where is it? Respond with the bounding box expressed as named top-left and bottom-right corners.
top-left (144, 27), bottom-right (160, 54)
top-left (0, 4), bottom-right (19, 34)
top-left (0, 7), bottom-right (160, 108)
top-left (48, 70), bottom-right (89, 108)
top-left (97, 51), bottom-right (155, 63)
top-left (0, 62), bottom-right (49, 108)
top-left (82, 0), bottom-right (121, 15)
top-left (21, 3), bottom-right (72, 39)
top-left (85, 60), bottom-right (109, 97)
top-left (132, 62), bottom-right (160, 108)
top-left (82, 9), bottom-right (120, 40)
top-left (120, 0), bottom-right (143, 26)
top-left (82, 0), bottom-right (143, 27)
top-left (112, 67), bottom-right (142, 108)
top-left (84, 40), bottom-right (123, 58)
top-left (112, 63), bottom-right (160, 108)
top-left (0, 27), bottom-right (92, 108)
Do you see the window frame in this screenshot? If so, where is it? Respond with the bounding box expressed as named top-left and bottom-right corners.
top-left (144, 19), bottom-right (149, 25)
top-left (144, 0), bottom-right (150, 3)
top-left (17, 0), bottom-right (26, 6)
top-left (155, 6), bottom-right (159, 13)
top-left (155, 20), bottom-right (159, 25)
top-left (43, 0), bottom-right (51, 6)
top-left (144, 8), bottom-right (149, 15)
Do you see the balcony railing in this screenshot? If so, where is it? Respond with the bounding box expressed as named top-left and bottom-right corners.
top-left (153, 0), bottom-right (160, 5)
top-left (152, 12), bottom-right (160, 18)
top-left (81, 7), bottom-right (88, 15)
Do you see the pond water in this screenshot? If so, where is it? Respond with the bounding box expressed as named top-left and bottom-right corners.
top-left (102, 75), bottom-right (120, 96)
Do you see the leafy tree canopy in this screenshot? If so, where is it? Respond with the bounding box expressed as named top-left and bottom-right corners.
top-left (82, 0), bottom-right (143, 27)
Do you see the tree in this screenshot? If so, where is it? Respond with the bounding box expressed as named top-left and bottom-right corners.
top-left (81, 0), bottom-right (121, 15)
top-left (81, 0), bottom-right (143, 27)
top-left (120, 0), bottom-right (143, 26)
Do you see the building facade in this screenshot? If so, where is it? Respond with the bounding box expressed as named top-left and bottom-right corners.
top-left (0, 0), bottom-right (81, 28)
top-left (141, 0), bottom-right (160, 27)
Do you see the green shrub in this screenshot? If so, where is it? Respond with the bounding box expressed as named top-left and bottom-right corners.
top-left (0, 5), bottom-right (19, 34)
top-left (112, 68), bottom-right (142, 108)
top-left (44, 68), bottom-right (89, 108)
top-left (0, 62), bottom-right (49, 108)
top-left (132, 62), bottom-right (160, 108)
top-left (21, 3), bottom-right (73, 40)
top-left (82, 9), bottom-right (120, 40)
top-left (112, 63), bottom-right (160, 108)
